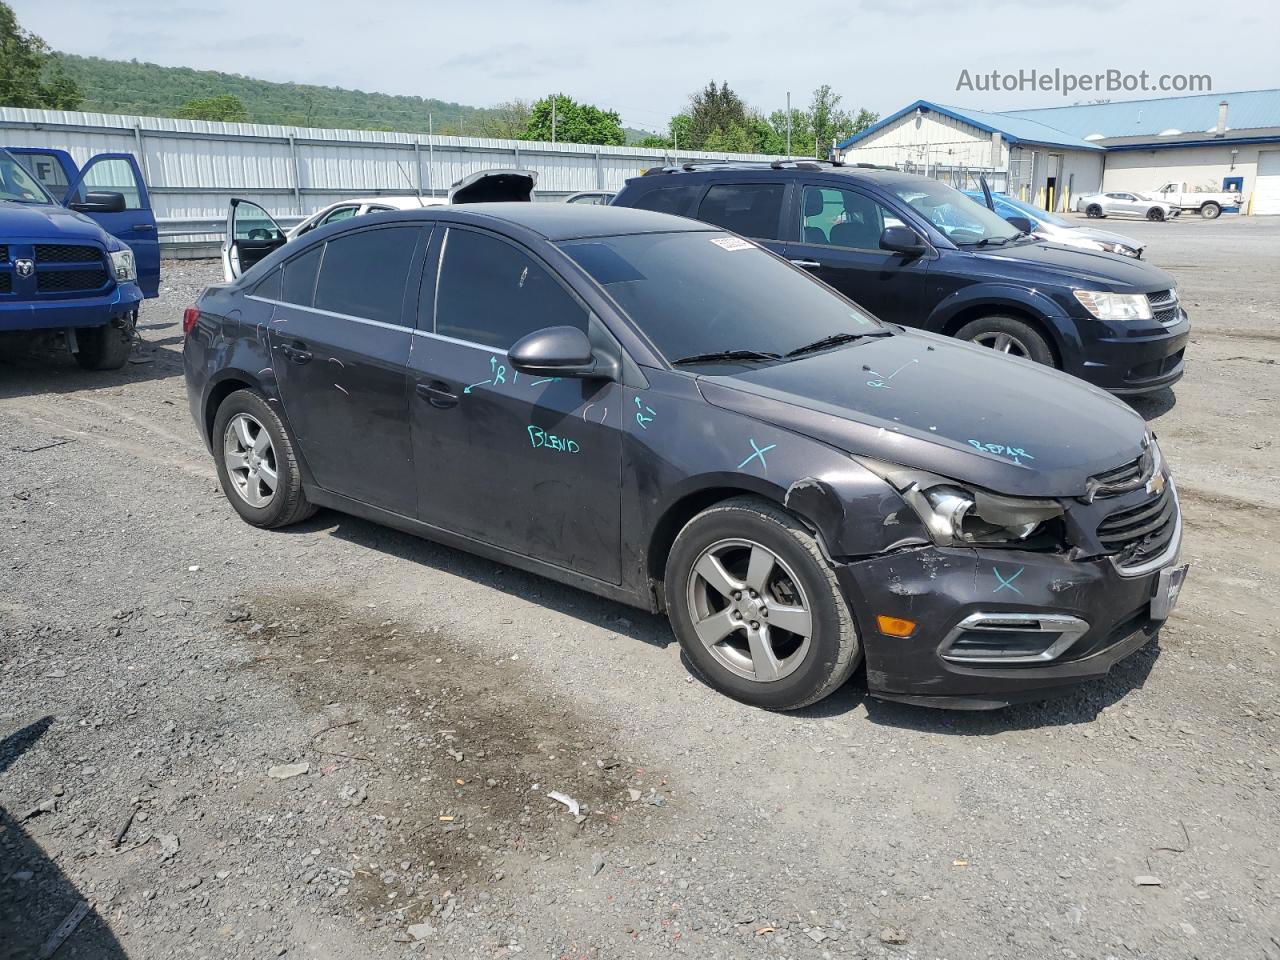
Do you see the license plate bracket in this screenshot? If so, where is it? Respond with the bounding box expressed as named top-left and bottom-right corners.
top-left (1151, 562), bottom-right (1190, 621)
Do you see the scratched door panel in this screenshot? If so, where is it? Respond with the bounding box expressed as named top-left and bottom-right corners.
top-left (408, 336), bottom-right (623, 584)
top-left (270, 304), bottom-right (416, 515)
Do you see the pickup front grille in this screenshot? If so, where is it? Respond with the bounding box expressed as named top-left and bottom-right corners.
top-left (0, 272), bottom-right (10, 294)
top-left (0, 244), bottom-right (8, 262)
top-left (34, 244), bottom-right (101, 264)
top-left (1097, 484), bottom-right (1177, 569)
top-left (36, 267), bottom-right (109, 293)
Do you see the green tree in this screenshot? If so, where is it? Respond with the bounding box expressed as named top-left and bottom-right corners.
top-left (177, 93), bottom-right (249, 122)
top-left (480, 99), bottom-right (532, 139)
top-left (522, 94), bottom-right (624, 146)
top-left (686, 81), bottom-right (749, 151)
top-left (0, 1), bottom-right (83, 109)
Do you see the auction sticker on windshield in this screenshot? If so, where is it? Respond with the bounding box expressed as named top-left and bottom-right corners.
top-left (709, 236), bottom-right (754, 251)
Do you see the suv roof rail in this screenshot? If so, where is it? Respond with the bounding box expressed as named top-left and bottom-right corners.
top-left (643, 157), bottom-right (849, 176)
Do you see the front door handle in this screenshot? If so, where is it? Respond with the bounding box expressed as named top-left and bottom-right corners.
top-left (789, 259), bottom-right (821, 268)
top-left (280, 343), bottom-right (312, 364)
top-left (134, 224), bottom-right (156, 232)
top-left (416, 380), bottom-right (458, 409)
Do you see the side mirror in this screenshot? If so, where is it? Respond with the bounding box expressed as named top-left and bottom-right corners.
top-left (69, 191), bottom-right (127, 214)
top-left (879, 225), bottom-right (927, 256)
top-left (1004, 215), bottom-right (1033, 234)
top-left (509, 325), bottom-right (603, 379)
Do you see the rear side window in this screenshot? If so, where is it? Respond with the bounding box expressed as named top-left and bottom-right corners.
top-left (434, 229), bottom-right (588, 350)
top-left (697, 183), bottom-right (786, 239)
top-left (630, 183), bottom-right (702, 217)
top-left (281, 245), bottom-right (323, 307)
top-left (252, 266), bottom-right (282, 300)
top-left (314, 226), bottom-right (419, 325)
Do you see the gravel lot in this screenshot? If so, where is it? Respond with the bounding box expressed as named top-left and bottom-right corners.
top-left (2, 215), bottom-right (1278, 960)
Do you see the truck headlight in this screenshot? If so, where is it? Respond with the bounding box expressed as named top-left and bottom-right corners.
top-left (109, 249), bottom-right (136, 283)
top-left (1073, 290), bottom-right (1152, 321)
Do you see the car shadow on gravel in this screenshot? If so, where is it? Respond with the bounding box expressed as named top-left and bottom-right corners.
top-left (1126, 387), bottom-right (1178, 420)
top-left (288, 509), bottom-right (675, 649)
top-left (0, 338), bottom-right (182, 399)
top-left (1, 717), bottom-right (129, 960)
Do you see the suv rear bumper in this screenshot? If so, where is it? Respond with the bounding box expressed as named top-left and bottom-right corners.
top-left (835, 522), bottom-right (1184, 709)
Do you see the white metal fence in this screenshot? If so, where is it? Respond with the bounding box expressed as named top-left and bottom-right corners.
top-left (0, 107), bottom-right (780, 252)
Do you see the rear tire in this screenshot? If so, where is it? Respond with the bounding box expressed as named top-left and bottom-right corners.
top-left (1146, 207), bottom-right (1166, 222)
top-left (1086, 204), bottom-right (1104, 218)
top-left (212, 389), bottom-right (316, 529)
top-left (1199, 202), bottom-right (1221, 220)
top-left (665, 496), bottom-right (860, 711)
top-left (74, 312), bottom-right (135, 370)
top-left (955, 315), bottom-right (1055, 367)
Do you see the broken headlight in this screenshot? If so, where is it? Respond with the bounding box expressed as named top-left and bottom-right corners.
top-left (858, 458), bottom-right (1065, 548)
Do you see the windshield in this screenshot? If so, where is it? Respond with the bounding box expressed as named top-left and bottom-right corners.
top-left (0, 150), bottom-right (54, 204)
top-left (559, 231), bottom-right (883, 368)
top-left (995, 193), bottom-right (1071, 228)
top-left (891, 180), bottom-right (1023, 245)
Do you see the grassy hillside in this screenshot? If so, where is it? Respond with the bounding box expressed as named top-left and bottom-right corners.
top-left (51, 54), bottom-right (656, 142)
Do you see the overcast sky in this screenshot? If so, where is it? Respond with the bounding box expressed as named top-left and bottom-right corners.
top-left (15, 0), bottom-right (1279, 131)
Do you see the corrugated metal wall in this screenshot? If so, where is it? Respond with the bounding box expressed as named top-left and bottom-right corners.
top-left (0, 107), bottom-right (779, 226)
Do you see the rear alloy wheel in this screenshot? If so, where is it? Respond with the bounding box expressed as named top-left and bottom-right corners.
top-left (1199, 202), bottom-right (1221, 220)
top-left (212, 389), bottom-right (316, 528)
top-left (1086, 204), bottom-right (1104, 218)
top-left (1147, 207), bottom-right (1166, 222)
top-left (666, 497), bottom-right (860, 710)
top-left (956, 315), bottom-right (1055, 367)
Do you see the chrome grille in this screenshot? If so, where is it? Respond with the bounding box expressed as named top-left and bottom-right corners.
top-left (1086, 442), bottom-right (1158, 501)
top-left (1147, 289), bottom-right (1180, 324)
top-left (35, 244), bottom-right (101, 264)
top-left (1097, 484), bottom-right (1177, 568)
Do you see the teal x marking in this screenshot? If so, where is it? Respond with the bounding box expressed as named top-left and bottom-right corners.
top-left (737, 439), bottom-right (777, 471)
top-left (993, 566), bottom-right (1024, 595)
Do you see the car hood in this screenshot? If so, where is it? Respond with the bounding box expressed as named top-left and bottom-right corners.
top-left (1053, 224), bottom-right (1142, 249)
top-left (0, 200), bottom-right (110, 244)
top-left (965, 238), bottom-right (1173, 291)
top-left (697, 330), bottom-right (1148, 498)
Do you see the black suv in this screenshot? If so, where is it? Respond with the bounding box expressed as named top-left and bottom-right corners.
top-left (612, 162), bottom-right (1189, 395)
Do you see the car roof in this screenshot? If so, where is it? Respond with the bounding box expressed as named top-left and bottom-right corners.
top-left (384, 202), bottom-right (718, 241)
top-left (628, 162), bottom-right (929, 191)
top-left (327, 196), bottom-right (447, 209)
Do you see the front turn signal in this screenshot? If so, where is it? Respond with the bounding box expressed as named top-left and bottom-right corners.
top-left (876, 615), bottom-right (917, 638)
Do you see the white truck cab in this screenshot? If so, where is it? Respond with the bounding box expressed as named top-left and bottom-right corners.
top-left (1151, 181), bottom-right (1241, 219)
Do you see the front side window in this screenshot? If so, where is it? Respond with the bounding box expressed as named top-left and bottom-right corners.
top-left (631, 183), bottom-right (702, 216)
top-left (81, 158), bottom-right (144, 209)
top-left (314, 226), bottom-right (419, 325)
top-left (696, 183), bottom-right (785, 239)
top-left (800, 186), bottom-right (901, 249)
top-left (320, 205), bottom-right (360, 225)
top-left (560, 231), bottom-right (880, 366)
top-left (434, 229), bottom-right (588, 349)
top-left (888, 179), bottom-right (1023, 246)
top-left (233, 201), bottom-right (283, 242)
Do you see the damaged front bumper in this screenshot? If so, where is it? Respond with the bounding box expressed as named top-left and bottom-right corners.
top-left (834, 515), bottom-right (1186, 709)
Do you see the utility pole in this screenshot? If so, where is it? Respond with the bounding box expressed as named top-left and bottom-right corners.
top-left (786, 91), bottom-right (792, 159)
top-left (551, 94), bottom-right (558, 144)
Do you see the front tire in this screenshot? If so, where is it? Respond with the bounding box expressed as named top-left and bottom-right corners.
top-left (1146, 207), bottom-right (1166, 222)
top-left (212, 389), bottom-right (316, 529)
top-left (955, 315), bottom-right (1055, 366)
top-left (1086, 204), bottom-right (1104, 218)
top-left (665, 496), bottom-right (860, 711)
top-left (1199, 202), bottom-right (1221, 219)
top-left (74, 312), bottom-right (135, 370)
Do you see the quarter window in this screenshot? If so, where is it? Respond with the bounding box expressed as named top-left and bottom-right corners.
top-left (252, 265), bottom-right (282, 300)
top-left (434, 229), bottom-right (587, 349)
top-left (314, 226), bottom-right (419, 325)
top-left (697, 183), bottom-right (785, 239)
top-left (280, 245), bottom-right (323, 307)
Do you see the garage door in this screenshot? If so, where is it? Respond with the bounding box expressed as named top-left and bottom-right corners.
top-left (1254, 150), bottom-right (1280, 215)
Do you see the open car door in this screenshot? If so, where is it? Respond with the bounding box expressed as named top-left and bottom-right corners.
top-left (448, 169), bottom-right (537, 204)
top-left (61, 153), bottom-right (161, 299)
top-left (224, 199), bottom-right (288, 282)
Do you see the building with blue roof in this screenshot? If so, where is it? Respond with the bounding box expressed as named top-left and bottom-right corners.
top-left (835, 91), bottom-right (1280, 215)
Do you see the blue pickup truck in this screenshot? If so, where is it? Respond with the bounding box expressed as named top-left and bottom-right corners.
top-left (1, 147), bottom-right (159, 370)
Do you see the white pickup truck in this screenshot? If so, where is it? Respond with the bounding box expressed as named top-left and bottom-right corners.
top-left (1151, 181), bottom-right (1240, 219)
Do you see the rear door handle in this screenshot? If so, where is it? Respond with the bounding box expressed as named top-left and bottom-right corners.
top-left (789, 259), bottom-right (821, 268)
top-left (280, 343), bottom-right (312, 364)
top-left (416, 380), bottom-right (458, 409)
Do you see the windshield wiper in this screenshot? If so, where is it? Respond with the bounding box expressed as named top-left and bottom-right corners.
top-left (784, 331), bottom-right (878, 358)
top-left (974, 235), bottom-right (1014, 247)
top-left (671, 348), bottom-right (783, 366)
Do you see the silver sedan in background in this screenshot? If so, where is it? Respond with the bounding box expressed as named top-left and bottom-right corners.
top-left (1076, 191), bottom-right (1181, 221)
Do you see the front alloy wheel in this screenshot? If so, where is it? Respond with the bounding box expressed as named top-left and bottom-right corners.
top-left (223, 413), bottom-right (278, 508)
top-left (687, 538), bottom-right (813, 682)
top-left (971, 330), bottom-right (1031, 358)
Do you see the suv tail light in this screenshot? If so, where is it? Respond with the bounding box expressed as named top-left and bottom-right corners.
top-left (182, 305), bottom-right (199, 338)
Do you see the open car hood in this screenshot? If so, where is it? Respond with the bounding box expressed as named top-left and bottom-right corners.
top-left (697, 329), bottom-right (1149, 499)
top-left (448, 169), bottom-right (537, 204)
